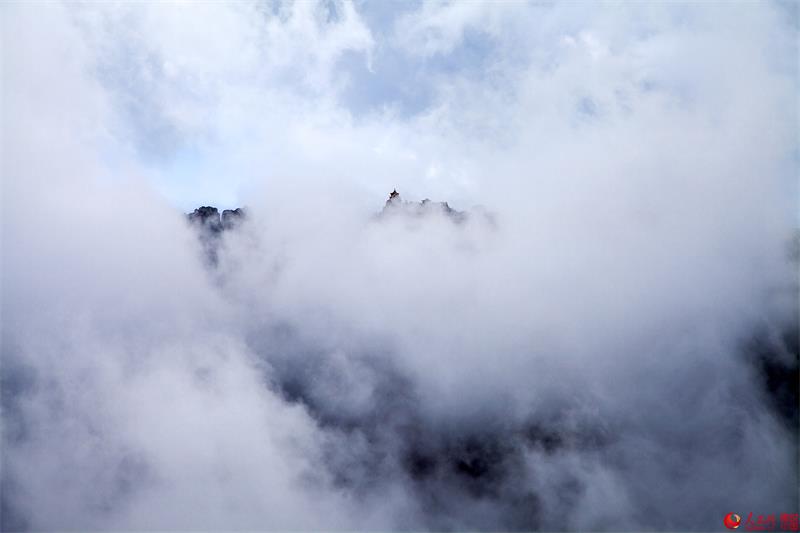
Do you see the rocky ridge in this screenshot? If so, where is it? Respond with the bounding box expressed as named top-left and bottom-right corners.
top-left (187, 206), bottom-right (246, 232)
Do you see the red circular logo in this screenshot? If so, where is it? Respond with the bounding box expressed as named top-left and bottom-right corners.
top-left (724, 513), bottom-right (742, 529)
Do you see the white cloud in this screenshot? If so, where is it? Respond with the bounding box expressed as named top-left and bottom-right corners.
top-left (2, 0), bottom-right (797, 530)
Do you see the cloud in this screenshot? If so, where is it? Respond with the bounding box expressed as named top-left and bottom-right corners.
top-left (1, 0), bottom-right (797, 530)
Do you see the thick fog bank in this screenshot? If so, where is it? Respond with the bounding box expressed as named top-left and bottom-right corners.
top-left (2, 1), bottom-right (798, 531)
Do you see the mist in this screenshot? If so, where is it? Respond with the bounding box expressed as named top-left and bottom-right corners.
top-left (1, 1), bottom-right (798, 531)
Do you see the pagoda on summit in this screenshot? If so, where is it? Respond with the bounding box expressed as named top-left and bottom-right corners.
top-left (385, 189), bottom-right (401, 208)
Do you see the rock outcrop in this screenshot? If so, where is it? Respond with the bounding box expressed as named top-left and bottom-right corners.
top-left (187, 206), bottom-right (223, 233)
top-left (222, 208), bottom-right (245, 230)
top-left (379, 189), bottom-right (493, 226)
top-left (381, 188), bottom-right (463, 218)
top-left (187, 206), bottom-right (246, 265)
top-left (187, 206), bottom-right (246, 233)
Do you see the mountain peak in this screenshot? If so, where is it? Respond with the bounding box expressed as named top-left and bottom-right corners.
top-left (379, 190), bottom-right (469, 223)
top-left (187, 206), bottom-right (245, 233)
